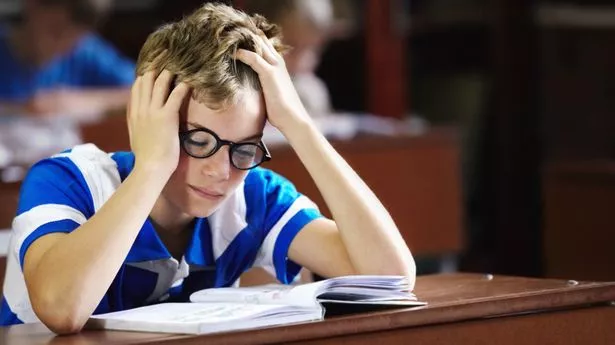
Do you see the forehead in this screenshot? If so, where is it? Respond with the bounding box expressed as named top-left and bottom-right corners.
top-left (183, 90), bottom-right (266, 141)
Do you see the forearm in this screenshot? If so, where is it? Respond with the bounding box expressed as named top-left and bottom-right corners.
top-left (75, 88), bottom-right (131, 114)
top-left (28, 167), bottom-right (167, 330)
top-left (284, 120), bottom-right (415, 278)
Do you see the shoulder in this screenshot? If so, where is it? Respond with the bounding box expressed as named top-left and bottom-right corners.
top-left (38, 143), bottom-right (122, 174)
top-left (243, 167), bottom-right (318, 218)
top-left (73, 33), bottom-right (120, 57)
top-left (27, 144), bottom-right (115, 177)
top-left (245, 167), bottom-right (295, 191)
top-left (243, 167), bottom-right (303, 206)
top-left (19, 144), bottom-right (131, 215)
top-left (70, 33), bottom-right (135, 84)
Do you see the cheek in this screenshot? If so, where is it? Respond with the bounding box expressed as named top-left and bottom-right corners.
top-left (166, 155), bottom-right (192, 187)
top-left (228, 169), bottom-right (249, 190)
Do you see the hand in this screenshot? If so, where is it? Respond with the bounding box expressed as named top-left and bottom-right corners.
top-left (128, 70), bottom-right (190, 177)
top-left (26, 89), bottom-right (83, 116)
top-left (235, 35), bottom-right (312, 134)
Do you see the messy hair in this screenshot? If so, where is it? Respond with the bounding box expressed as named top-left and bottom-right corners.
top-left (136, 2), bottom-right (287, 109)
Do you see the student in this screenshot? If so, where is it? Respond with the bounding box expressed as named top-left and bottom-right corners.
top-left (0, 3), bottom-right (415, 333)
top-left (243, 0), bottom-right (334, 117)
top-left (0, 0), bottom-right (135, 116)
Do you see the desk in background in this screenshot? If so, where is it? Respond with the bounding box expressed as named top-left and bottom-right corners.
top-left (265, 127), bottom-right (463, 261)
top-left (2, 273), bottom-right (614, 345)
top-left (543, 160), bottom-right (615, 281)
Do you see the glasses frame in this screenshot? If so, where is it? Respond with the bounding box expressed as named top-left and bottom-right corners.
top-left (179, 127), bottom-right (271, 170)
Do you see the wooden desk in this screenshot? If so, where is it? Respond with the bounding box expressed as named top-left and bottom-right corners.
top-left (543, 160), bottom-right (615, 281)
top-left (2, 273), bottom-right (614, 345)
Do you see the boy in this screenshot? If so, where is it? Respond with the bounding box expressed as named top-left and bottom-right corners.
top-left (0, 3), bottom-right (415, 334)
top-left (0, 0), bottom-right (134, 116)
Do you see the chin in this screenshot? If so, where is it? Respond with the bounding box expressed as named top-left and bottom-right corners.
top-left (183, 204), bottom-right (217, 218)
top-left (182, 198), bottom-right (226, 218)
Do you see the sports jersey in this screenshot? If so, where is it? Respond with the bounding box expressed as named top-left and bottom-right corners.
top-left (0, 144), bottom-right (321, 325)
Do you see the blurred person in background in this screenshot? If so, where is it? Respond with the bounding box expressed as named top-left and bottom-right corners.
top-left (0, 0), bottom-right (135, 117)
top-left (243, 0), bottom-right (334, 118)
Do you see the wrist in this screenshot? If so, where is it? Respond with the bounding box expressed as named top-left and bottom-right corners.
top-left (131, 162), bottom-right (174, 187)
top-left (277, 113), bottom-right (317, 140)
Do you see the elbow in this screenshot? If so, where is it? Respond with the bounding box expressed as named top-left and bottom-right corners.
top-left (45, 316), bottom-right (85, 335)
top-left (31, 290), bottom-right (87, 334)
top-left (365, 257), bottom-right (416, 290)
top-left (405, 258), bottom-right (417, 291)
top-left (380, 253), bottom-right (417, 291)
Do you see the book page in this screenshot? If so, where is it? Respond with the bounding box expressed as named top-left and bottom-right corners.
top-left (87, 302), bottom-right (324, 335)
top-left (190, 281), bottom-right (327, 307)
top-left (90, 303), bottom-right (278, 324)
top-left (190, 275), bottom-right (424, 307)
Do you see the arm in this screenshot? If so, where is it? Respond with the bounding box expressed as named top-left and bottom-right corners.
top-left (236, 37), bottom-right (416, 286)
top-left (26, 88), bottom-right (131, 117)
top-left (25, 164), bottom-right (168, 334)
top-left (0, 88), bottom-right (130, 117)
top-left (22, 71), bottom-right (188, 334)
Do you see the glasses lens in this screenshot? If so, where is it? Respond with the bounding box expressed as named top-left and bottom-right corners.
top-left (183, 130), bottom-right (217, 158)
top-left (231, 143), bottom-right (265, 170)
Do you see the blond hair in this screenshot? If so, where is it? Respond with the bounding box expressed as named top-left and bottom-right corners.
top-left (136, 2), bottom-right (286, 109)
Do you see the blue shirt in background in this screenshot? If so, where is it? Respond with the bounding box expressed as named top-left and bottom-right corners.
top-left (0, 28), bottom-right (135, 102)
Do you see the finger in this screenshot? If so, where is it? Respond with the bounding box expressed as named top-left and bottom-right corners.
top-left (164, 82), bottom-right (190, 113)
top-left (151, 70), bottom-right (174, 108)
top-left (139, 71), bottom-right (156, 114)
top-left (235, 49), bottom-right (271, 75)
top-left (257, 35), bottom-right (280, 65)
top-left (129, 77), bottom-right (141, 120)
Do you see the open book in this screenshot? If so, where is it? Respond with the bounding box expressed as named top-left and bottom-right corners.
top-left (86, 275), bottom-right (425, 335)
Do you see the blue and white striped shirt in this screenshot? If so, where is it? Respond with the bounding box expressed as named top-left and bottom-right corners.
top-left (0, 144), bottom-right (321, 326)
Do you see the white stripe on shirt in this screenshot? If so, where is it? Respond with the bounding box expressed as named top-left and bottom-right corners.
top-left (254, 195), bottom-right (318, 276)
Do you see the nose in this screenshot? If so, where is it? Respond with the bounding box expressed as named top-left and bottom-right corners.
top-left (200, 146), bottom-right (231, 180)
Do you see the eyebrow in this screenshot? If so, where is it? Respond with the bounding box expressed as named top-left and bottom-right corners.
top-left (187, 122), bottom-right (263, 142)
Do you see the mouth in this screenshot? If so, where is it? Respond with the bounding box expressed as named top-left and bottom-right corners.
top-left (188, 185), bottom-right (225, 201)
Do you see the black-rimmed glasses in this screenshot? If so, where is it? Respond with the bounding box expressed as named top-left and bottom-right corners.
top-left (179, 127), bottom-right (271, 170)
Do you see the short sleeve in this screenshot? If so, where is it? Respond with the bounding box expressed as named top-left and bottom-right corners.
top-left (248, 169), bottom-right (322, 284)
top-left (11, 145), bottom-right (121, 270)
top-left (77, 34), bottom-right (135, 87)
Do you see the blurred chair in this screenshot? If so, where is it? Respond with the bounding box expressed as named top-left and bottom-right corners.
top-left (0, 181), bottom-right (20, 295)
top-left (0, 181), bottom-right (21, 231)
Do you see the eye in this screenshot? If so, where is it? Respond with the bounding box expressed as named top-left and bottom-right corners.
top-left (236, 148), bottom-right (255, 157)
top-left (186, 137), bottom-right (211, 147)
top-left (183, 130), bottom-right (218, 156)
